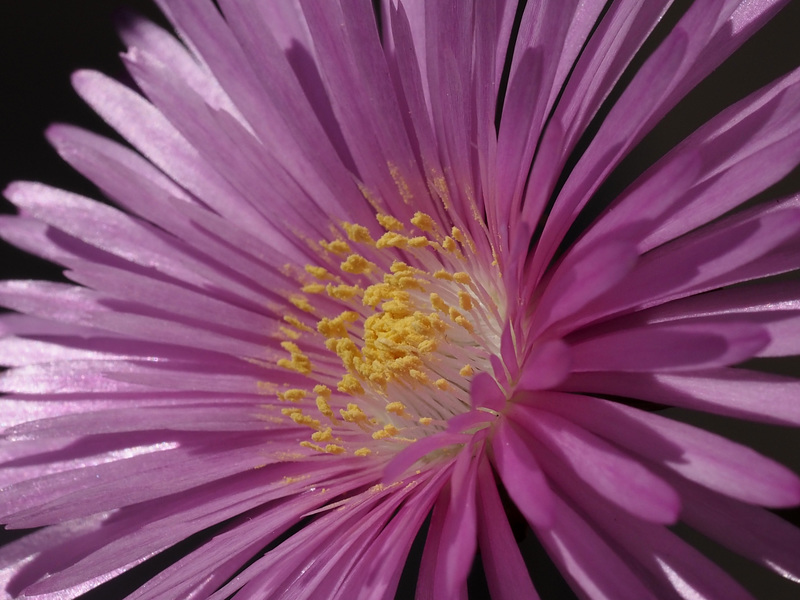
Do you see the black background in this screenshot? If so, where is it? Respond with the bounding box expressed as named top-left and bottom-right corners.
top-left (1, 2), bottom-right (800, 599)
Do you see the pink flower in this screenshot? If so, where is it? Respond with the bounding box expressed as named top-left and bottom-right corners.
top-left (2, 1), bottom-right (800, 599)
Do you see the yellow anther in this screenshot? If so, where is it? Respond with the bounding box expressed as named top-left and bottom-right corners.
top-left (453, 272), bottom-right (472, 285)
top-left (338, 374), bottom-right (365, 395)
top-left (317, 317), bottom-right (349, 339)
top-left (458, 291), bottom-right (473, 311)
top-left (338, 311), bottom-right (360, 322)
top-left (340, 402), bottom-right (369, 423)
top-left (411, 211), bottom-right (436, 232)
top-left (419, 417), bottom-right (433, 426)
top-left (460, 364), bottom-right (474, 377)
top-left (278, 342), bottom-right (312, 374)
top-left (381, 298), bottom-right (412, 318)
top-left (430, 293), bottom-right (448, 312)
top-left (302, 283), bottom-right (326, 294)
top-left (305, 265), bottom-right (333, 280)
top-left (408, 236), bottom-right (429, 248)
top-left (409, 369), bottom-right (429, 384)
top-left (434, 378), bottom-right (449, 390)
top-left (316, 395), bottom-right (336, 421)
top-left (284, 315), bottom-right (314, 333)
top-left (454, 315), bottom-right (474, 333)
top-left (451, 227), bottom-right (466, 244)
top-left (429, 313), bottom-right (447, 332)
top-left (442, 237), bottom-right (458, 252)
top-left (326, 283), bottom-right (363, 300)
top-left (385, 401), bottom-right (408, 415)
top-left (283, 409), bottom-right (321, 429)
top-left (289, 295), bottom-right (314, 313)
top-left (313, 384), bottom-right (331, 397)
top-left (372, 423), bottom-right (400, 440)
top-left (418, 339), bottom-right (437, 353)
top-left (320, 239), bottom-right (351, 254)
top-left (344, 223), bottom-right (374, 244)
top-left (385, 273), bottom-right (425, 291)
top-left (354, 447), bottom-right (372, 457)
top-left (311, 427), bottom-right (333, 442)
top-left (377, 213), bottom-right (404, 231)
top-left (278, 388), bottom-right (306, 402)
top-left (433, 269), bottom-right (454, 281)
top-left (388, 163), bottom-right (414, 204)
top-left (278, 326), bottom-right (301, 340)
top-left (301, 441), bottom-right (325, 452)
top-left (362, 283), bottom-right (392, 307)
top-left (390, 261), bottom-right (413, 273)
top-left (325, 444), bottom-right (346, 455)
top-left (376, 232), bottom-right (409, 249)
top-left (341, 254), bottom-right (375, 274)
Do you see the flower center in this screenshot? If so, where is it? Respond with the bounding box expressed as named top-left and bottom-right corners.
top-left (273, 211), bottom-right (504, 457)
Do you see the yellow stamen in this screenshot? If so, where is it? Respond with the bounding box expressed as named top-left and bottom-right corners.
top-left (289, 295), bottom-right (314, 313)
top-left (311, 427), bottom-right (333, 442)
top-left (386, 401), bottom-right (408, 416)
top-left (376, 232), bottom-right (409, 249)
top-left (430, 293), bottom-right (448, 312)
top-left (344, 223), bottom-right (374, 244)
top-left (458, 291), bottom-right (473, 311)
top-left (338, 374), bottom-right (365, 395)
top-left (277, 389), bottom-right (306, 402)
top-left (433, 269), bottom-right (454, 281)
top-left (301, 441), bottom-right (325, 452)
top-left (284, 315), bottom-right (314, 333)
top-left (278, 326), bottom-right (301, 340)
top-left (340, 402), bottom-right (370, 424)
top-left (305, 265), bottom-right (333, 280)
top-left (460, 364), bottom-right (474, 377)
top-left (377, 213), bottom-right (404, 231)
top-left (326, 283), bottom-right (363, 300)
top-left (302, 283), bottom-right (326, 294)
top-left (321, 239), bottom-right (350, 254)
top-left (411, 211), bottom-right (436, 232)
top-left (341, 254), bottom-right (376, 274)
top-left (277, 341), bottom-right (312, 374)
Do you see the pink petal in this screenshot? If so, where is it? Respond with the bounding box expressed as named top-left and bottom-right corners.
top-left (476, 458), bottom-right (540, 600)
top-left (532, 392), bottom-right (800, 507)
top-left (511, 405), bottom-right (681, 523)
top-left (490, 418), bottom-right (554, 528)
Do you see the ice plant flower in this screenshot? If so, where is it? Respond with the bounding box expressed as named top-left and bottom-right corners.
top-left (3, 1), bottom-right (800, 598)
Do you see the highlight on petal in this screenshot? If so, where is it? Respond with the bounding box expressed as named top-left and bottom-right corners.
top-left (511, 405), bottom-right (681, 524)
top-left (490, 418), bottom-right (555, 528)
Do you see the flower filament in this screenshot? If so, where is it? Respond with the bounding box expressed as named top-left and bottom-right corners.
top-left (272, 211), bottom-right (504, 456)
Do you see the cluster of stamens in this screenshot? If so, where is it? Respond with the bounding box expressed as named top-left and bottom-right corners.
top-left (271, 211), bottom-right (503, 457)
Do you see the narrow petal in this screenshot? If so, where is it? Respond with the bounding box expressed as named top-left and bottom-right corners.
top-left (476, 458), bottom-right (540, 600)
top-left (490, 418), bottom-right (554, 528)
top-left (512, 405), bottom-right (681, 523)
top-left (532, 392), bottom-right (800, 507)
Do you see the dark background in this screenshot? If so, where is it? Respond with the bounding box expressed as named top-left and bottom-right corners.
top-left (1, 1), bottom-right (800, 599)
